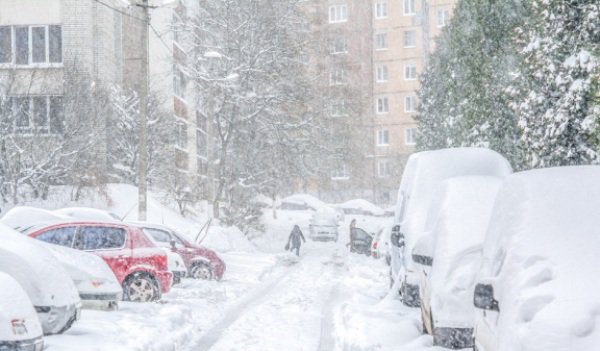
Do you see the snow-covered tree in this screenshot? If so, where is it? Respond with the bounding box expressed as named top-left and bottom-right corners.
top-left (179, 0), bottom-right (328, 231)
top-left (416, 0), bottom-right (529, 168)
top-left (509, 0), bottom-right (600, 168)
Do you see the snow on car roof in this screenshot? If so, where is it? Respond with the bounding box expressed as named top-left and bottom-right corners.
top-left (281, 194), bottom-right (326, 210)
top-left (0, 206), bottom-right (71, 231)
top-left (400, 147), bottom-right (512, 269)
top-left (481, 166), bottom-right (600, 348)
top-left (339, 199), bottom-right (384, 216)
top-left (54, 207), bottom-right (121, 222)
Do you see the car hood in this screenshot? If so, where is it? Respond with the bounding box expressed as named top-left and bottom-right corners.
top-left (0, 272), bottom-right (43, 342)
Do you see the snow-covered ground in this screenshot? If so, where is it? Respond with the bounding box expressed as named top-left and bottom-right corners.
top-left (40, 206), bottom-right (456, 351)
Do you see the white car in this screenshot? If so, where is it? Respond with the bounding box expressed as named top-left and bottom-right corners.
top-left (42, 244), bottom-right (122, 310)
top-left (392, 147), bottom-right (512, 307)
top-left (161, 248), bottom-right (187, 284)
top-left (0, 272), bottom-right (44, 351)
top-left (0, 223), bottom-right (81, 335)
top-left (415, 176), bottom-right (502, 348)
top-left (308, 208), bottom-right (339, 242)
top-left (474, 166), bottom-right (600, 351)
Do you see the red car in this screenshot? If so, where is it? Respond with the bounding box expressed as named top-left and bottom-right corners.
top-left (26, 221), bottom-right (172, 302)
top-left (133, 222), bottom-right (225, 280)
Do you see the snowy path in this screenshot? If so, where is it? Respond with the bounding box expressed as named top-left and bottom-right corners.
top-left (44, 243), bottom-right (458, 351)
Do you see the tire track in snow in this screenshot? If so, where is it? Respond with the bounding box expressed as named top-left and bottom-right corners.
top-left (189, 257), bottom-right (297, 350)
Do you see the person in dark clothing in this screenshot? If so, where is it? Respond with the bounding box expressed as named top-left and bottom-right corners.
top-left (286, 225), bottom-right (306, 256)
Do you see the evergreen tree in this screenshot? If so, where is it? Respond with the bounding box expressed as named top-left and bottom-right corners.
top-left (510, 0), bottom-right (600, 168)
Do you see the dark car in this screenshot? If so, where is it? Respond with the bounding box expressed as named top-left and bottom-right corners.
top-left (349, 227), bottom-right (373, 256)
top-left (132, 222), bottom-right (225, 281)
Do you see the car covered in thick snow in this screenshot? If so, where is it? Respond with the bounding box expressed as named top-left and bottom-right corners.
top-left (415, 176), bottom-right (502, 348)
top-left (339, 199), bottom-right (384, 216)
top-left (132, 222), bottom-right (226, 281)
top-left (391, 147), bottom-right (512, 307)
top-left (0, 272), bottom-right (44, 351)
top-left (0, 223), bottom-right (81, 335)
top-left (308, 208), bottom-right (339, 242)
top-left (279, 194), bottom-right (325, 211)
top-left (26, 221), bottom-right (172, 302)
top-left (473, 166), bottom-right (600, 351)
top-left (41, 244), bottom-right (122, 310)
top-left (0, 206), bottom-right (71, 233)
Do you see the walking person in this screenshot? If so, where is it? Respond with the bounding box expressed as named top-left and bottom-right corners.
top-left (286, 225), bottom-right (306, 256)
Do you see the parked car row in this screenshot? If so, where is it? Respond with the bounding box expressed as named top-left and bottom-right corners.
top-left (0, 206), bottom-right (225, 349)
top-left (387, 147), bottom-right (600, 350)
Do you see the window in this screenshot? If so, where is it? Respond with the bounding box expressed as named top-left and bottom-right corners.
top-left (143, 228), bottom-right (182, 248)
top-left (36, 227), bottom-right (77, 247)
top-left (0, 26), bottom-right (11, 63)
top-left (377, 129), bottom-right (390, 146)
top-left (403, 31), bottom-right (416, 48)
top-left (404, 64), bottom-right (417, 80)
top-left (377, 159), bottom-right (391, 177)
top-left (330, 37), bottom-right (347, 54)
top-left (405, 127), bottom-right (417, 145)
top-left (174, 68), bottom-right (186, 99)
top-left (331, 162), bottom-right (350, 180)
top-left (329, 5), bottom-right (348, 23)
top-left (329, 68), bottom-right (345, 85)
top-left (375, 2), bottom-right (388, 19)
top-left (376, 65), bottom-right (388, 82)
top-left (376, 97), bottom-right (389, 114)
top-left (437, 8), bottom-right (450, 27)
top-left (76, 227), bottom-right (126, 251)
top-left (0, 25), bottom-right (62, 66)
top-left (176, 120), bottom-right (188, 149)
top-left (330, 100), bottom-right (347, 117)
top-left (404, 95), bottom-right (416, 112)
top-left (375, 33), bottom-right (388, 50)
top-left (10, 96), bottom-right (63, 133)
top-left (404, 0), bottom-right (416, 15)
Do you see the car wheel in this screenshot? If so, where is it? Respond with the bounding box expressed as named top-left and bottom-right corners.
top-left (123, 272), bottom-right (160, 302)
top-left (56, 311), bottom-right (78, 334)
top-left (191, 263), bottom-right (213, 280)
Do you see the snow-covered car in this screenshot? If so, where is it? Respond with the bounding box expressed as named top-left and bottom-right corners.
top-left (41, 244), bottom-right (122, 310)
top-left (474, 166), bottom-right (600, 351)
top-left (392, 147), bottom-right (512, 307)
top-left (340, 199), bottom-right (384, 216)
top-left (371, 225), bottom-right (391, 259)
top-left (280, 194), bottom-right (325, 211)
top-left (0, 223), bottom-right (81, 335)
top-left (308, 208), bottom-right (339, 242)
top-left (416, 176), bottom-right (502, 348)
top-left (53, 207), bottom-right (121, 222)
top-left (133, 222), bottom-right (226, 281)
top-left (26, 221), bottom-right (173, 302)
top-left (0, 272), bottom-right (44, 351)
top-left (159, 247), bottom-right (187, 284)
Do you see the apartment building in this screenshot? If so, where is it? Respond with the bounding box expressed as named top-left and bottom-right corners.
top-left (304, 0), bottom-right (457, 204)
top-left (0, 0), bottom-right (210, 197)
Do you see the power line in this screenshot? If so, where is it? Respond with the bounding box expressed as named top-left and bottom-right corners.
top-left (150, 23), bottom-right (174, 55)
top-left (93, 0), bottom-right (146, 22)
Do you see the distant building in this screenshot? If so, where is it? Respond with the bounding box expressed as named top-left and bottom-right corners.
top-left (302, 0), bottom-right (458, 205)
top-left (0, 0), bottom-right (211, 198)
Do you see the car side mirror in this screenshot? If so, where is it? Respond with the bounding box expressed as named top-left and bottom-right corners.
top-left (170, 240), bottom-right (177, 249)
top-left (474, 283), bottom-right (499, 311)
top-left (412, 253), bottom-right (433, 266)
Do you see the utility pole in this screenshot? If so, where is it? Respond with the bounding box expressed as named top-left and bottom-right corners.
top-left (137, 0), bottom-right (151, 221)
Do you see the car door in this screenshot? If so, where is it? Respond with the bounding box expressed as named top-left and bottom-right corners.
top-left (74, 226), bottom-right (130, 283)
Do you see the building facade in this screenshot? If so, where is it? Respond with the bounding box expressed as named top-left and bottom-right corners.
top-left (303, 0), bottom-right (457, 205)
top-left (0, 0), bottom-right (209, 199)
